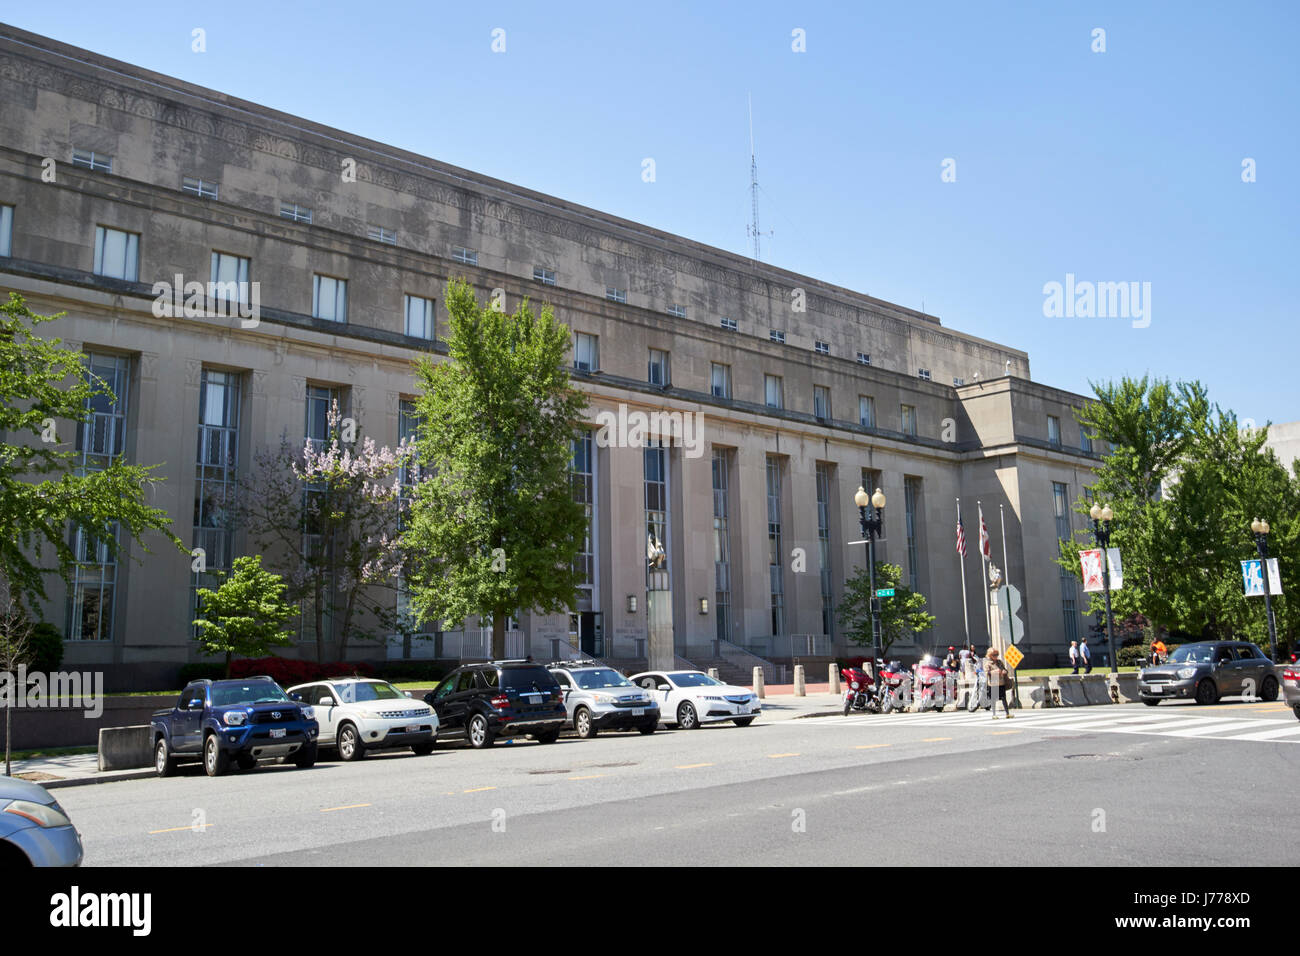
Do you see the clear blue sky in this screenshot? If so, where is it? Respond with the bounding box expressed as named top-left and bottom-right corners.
top-left (9, 1), bottom-right (1297, 423)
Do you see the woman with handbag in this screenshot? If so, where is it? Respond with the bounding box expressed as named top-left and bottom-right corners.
top-left (985, 647), bottom-right (1013, 718)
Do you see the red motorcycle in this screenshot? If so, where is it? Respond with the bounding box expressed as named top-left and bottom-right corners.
top-left (878, 660), bottom-right (913, 713)
top-left (841, 666), bottom-right (877, 715)
top-left (913, 654), bottom-right (954, 712)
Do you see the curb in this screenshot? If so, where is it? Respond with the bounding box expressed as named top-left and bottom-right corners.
top-left (22, 769), bottom-right (156, 790)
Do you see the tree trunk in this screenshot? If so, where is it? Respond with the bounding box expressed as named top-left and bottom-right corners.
top-left (492, 613), bottom-right (507, 660)
top-left (224, 651), bottom-right (232, 679)
top-left (5, 701), bottom-right (10, 778)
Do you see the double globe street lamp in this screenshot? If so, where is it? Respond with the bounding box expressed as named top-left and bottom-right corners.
top-left (1088, 502), bottom-right (1118, 674)
top-left (854, 485), bottom-right (887, 699)
top-left (1250, 518), bottom-right (1279, 662)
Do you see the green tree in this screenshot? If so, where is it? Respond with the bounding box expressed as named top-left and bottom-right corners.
top-left (837, 562), bottom-right (936, 657)
top-left (192, 555), bottom-right (296, 676)
top-left (401, 280), bottom-right (588, 659)
top-left (0, 293), bottom-right (181, 611)
top-left (1059, 376), bottom-right (1299, 651)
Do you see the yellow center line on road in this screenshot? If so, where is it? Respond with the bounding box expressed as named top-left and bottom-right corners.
top-left (320, 803), bottom-right (371, 813)
top-left (568, 774), bottom-right (606, 780)
top-left (921, 737), bottom-right (952, 742)
top-left (855, 743), bottom-right (891, 750)
top-left (149, 824), bottom-right (214, 835)
top-left (767, 752), bottom-right (800, 759)
top-left (463, 786), bottom-right (497, 793)
top-left (675, 762), bottom-right (714, 769)
top-left (990, 730), bottom-right (1021, 736)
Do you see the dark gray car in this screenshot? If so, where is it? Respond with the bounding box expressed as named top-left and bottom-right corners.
top-left (1139, 641), bottom-right (1278, 706)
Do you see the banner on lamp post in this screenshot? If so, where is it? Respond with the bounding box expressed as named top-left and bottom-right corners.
top-left (1080, 549), bottom-right (1104, 592)
top-left (1106, 548), bottom-right (1123, 591)
top-left (1243, 558), bottom-right (1283, 596)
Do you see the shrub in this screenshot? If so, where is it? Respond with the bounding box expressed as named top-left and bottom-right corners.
top-left (229, 657), bottom-right (375, 687)
top-left (25, 622), bottom-right (63, 673)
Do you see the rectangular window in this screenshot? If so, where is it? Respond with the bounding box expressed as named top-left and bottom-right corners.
top-left (720, 316), bottom-right (737, 332)
top-left (1081, 428), bottom-right (1093, 454)
top-left (815, 462), bottom-right (835, 639)
top-left (901, 404), bottom-right (917, 437)
top-left (573, 333), bottom-right (599, 372)
top-left (210, 252), bottom-right (251, 305)
top-left (306, 385), bottom-right (338, 451)
top-left (764, 374), bottom-right (783, 409)
top-left (1048, 415), bottom-right (1062, 448)
top-left (904, 477), bottom-right (922, 592)
top-left (71, 149), bottom-right (112, 173)
top-left (769, 329), bottom-right (786, 344)
top-left (451, 246), bottom-right (478, 266)
top-left (533, 266), bottom-right (557, 286)
top-left (606, 287), bottom-right (627, 304)
top-left (193, 368), bottom-right (241, 618)
top-left (1053, 482), bottom-right (1071, 541)
top-left (312, 275), bottom-right (347, 323)
top-left (666, 304), bottom-right (686, 318)
top-left (279, 202), bottom-right (312, 224)
top-left (858, 396), bottom-right (875, 428)
top-left (648, 349), bottom-right (670, 387)
top-left (710, 363), bottom-right (732, 399)
top-left (712, 449), bottom-right (732, 644)
top-left (953, 376), bottom-right (966, 386)
top-left (918, 368), bottom-right (932, 382)
top-left (404, 294), bottom-right (435, 339)
top-left (398, 399), bottom-right (423, 511)
top-left (67, 352), bottom-right (131, 642)
top-left (367, 225), bottom-right (397, 245)
top-left (0, 204), bottom-right (12, 257)
top-left (813, 385), bottom-right (831, 421)
top-left (182, 177), bottom-right (219, 200)
top-left (766, 456), bottom-right (785, 638)
top-left (856, 352), bottom-right (871, 366)
top-left (571, 431), bottom-right (596, 598)
top-left (814, 341), bottom-right (830, 355)
top-left (93, 226), bottom-right (139, 281)
top-left (645, 443), bottom-right (670, 595)
top-left (1055, 481), bottom-right (1079, 643)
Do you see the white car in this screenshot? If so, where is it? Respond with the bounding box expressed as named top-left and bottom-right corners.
top-left (287, 678), bottom-right (438, 760)
top-left (627, 670), bottom-right (761, 730)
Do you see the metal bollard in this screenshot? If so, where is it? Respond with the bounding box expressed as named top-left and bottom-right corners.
top-left (794, 664), bottom-right (806, 697)
top-left (753, 666), bottom-right (766, 699)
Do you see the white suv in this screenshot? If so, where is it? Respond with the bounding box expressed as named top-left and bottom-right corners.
top-left (547, 661), bottom-right (659, 738)
top-left (288, 678), bottom-right (438, 760)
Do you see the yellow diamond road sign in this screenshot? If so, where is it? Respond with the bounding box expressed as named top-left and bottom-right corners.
top-left (1004, 645), bottom-right (1024, 669)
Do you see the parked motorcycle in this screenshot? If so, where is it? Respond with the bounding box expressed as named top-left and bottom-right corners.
top-left (841, 666), bottom-right (877, 715)
top-left (914, 654), bottom-right (954, 712)
top-left (878, 660), bottom-right (913, 713)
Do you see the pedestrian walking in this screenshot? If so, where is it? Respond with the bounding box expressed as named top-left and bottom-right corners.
top-left (985, 647), bottom-right (1012, 718)
top-left (1068, 640), bottom-right (1079, 674)
top-left (1080, 637), bottom-right (1092, 674)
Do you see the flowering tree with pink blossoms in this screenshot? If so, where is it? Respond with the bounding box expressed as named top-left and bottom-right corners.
top-left (237, 401), bottom-right (420, 662)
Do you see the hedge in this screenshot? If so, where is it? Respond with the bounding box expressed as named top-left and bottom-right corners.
top-left (229, 657), bottom-right (375, 686)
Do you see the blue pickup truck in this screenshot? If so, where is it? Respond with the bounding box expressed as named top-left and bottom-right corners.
top-left (152, 676), bottom-right (319, 777)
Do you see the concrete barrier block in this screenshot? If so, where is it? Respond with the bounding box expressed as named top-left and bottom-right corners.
top-left (1079, 674), bottom-right (1112, 705)
top-left (753, 666), bottom-right (766, 699)
top-left (707, 667), bottom-right (720, 681)
top-left (828, 664), bottom-right (841, 695)
top-left (793, 665), bottom-right (806, 697)
top-left (1050, 675), bottom-right (1089, 707)
top-left (1014, 676), bottom-right (1051, 709)
top-left (1109, 672), bottom-right (1140, 703)
top-left (98, 725), bottom-right (154, 771)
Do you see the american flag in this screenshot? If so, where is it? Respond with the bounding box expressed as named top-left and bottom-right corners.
top-left (979, 511), bottom-right (991, 558)
top-left (955, 517), bottom-right (967, 557)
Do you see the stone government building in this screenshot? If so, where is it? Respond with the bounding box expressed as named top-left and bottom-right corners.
top-left (0, 24), bottom-right (1102, 690)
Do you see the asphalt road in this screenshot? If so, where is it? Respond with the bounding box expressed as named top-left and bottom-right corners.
top-left (56, 700), bottom-right (1299, 866)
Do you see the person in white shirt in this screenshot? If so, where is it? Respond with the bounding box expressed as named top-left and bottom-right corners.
top-left (1068, 641), bottom-right (1080, 674)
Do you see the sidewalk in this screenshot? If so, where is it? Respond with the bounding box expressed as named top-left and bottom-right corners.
top-left (752, 688), bottom-right (842, 721)
top-left (5, 753), bottom-right (153, 790)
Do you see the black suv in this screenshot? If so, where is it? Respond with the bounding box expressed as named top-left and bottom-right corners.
top-left (424, 661), bottom-right (567, 749)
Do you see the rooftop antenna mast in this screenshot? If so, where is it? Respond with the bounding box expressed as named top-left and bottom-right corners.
top-left (746, 94), bottom-right (771, 261)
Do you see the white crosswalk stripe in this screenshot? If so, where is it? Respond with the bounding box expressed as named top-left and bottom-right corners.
top-left (799, 706), bottom-right (1300, 742)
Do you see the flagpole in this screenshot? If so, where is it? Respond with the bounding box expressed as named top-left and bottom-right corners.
top-left (977, 501), bottom-right (992, 646)
top-left (1000, 502), bottom-right (1020, 707)
top-left (957, 498), bottom-right (970, 651)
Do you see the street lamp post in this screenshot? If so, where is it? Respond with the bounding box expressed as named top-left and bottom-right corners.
top-left (1089, 503), bottom-right (1118, 675)
top-left (1251, 518), bottom-right (1279, 662)
top-left (855, 485), bottom-right (887, 699)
